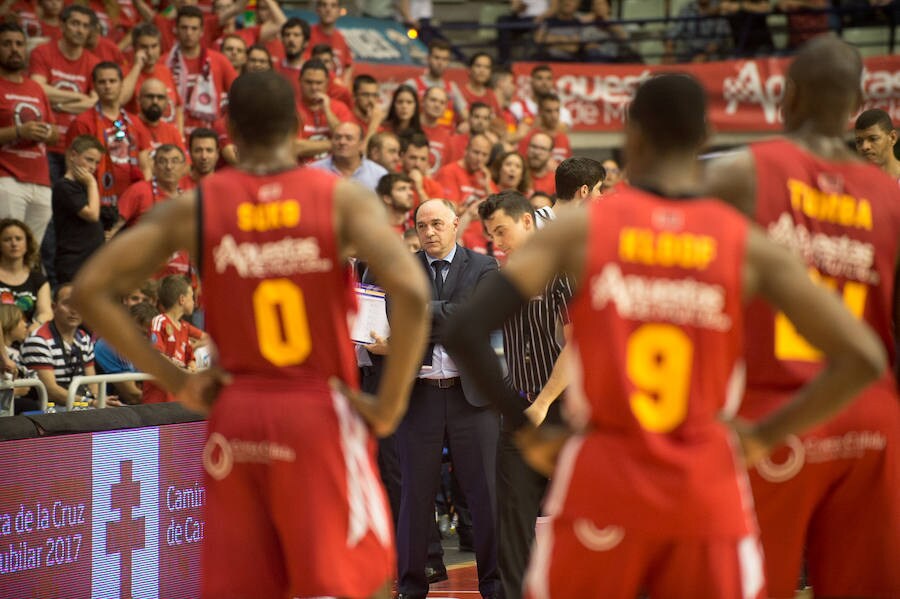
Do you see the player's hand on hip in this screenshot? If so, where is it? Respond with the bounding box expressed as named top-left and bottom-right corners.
top-left (176, 368), bottom-right (232, 415)
top-left (329, 376), bottom-right (391, 436)
top-left (728, 418), bottom-right (770, 468)
top-left (515, 424), bottom-right (571, 477)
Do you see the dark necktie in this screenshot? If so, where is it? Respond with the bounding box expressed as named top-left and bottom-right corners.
top-left (432, 260), bottom-right (448, 297)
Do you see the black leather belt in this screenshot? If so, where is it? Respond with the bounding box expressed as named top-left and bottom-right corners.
top-left (417, 377), bottom-right (461, 389)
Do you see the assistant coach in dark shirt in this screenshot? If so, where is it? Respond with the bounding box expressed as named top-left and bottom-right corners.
top-left (51, 135), bottom-right (105, 284)
top-left (395, 198), bottom-right (501, 599)
top-left (479, 191), bottom-right (573, 599)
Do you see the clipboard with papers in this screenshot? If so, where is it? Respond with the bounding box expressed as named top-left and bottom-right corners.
top-left (351, 284), bottom-right (390, 345)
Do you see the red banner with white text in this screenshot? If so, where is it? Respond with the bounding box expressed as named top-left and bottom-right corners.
top-left (356, 55), bottom-right (900, 133)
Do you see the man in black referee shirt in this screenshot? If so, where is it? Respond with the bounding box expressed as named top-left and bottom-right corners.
top-left (478, 191), bottom-right (573, 599)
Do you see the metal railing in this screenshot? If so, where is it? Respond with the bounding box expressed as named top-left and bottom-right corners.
top-left (67, 373), bottom-right (155, 411)
top-left (0, 378), bottom-right (49, 416)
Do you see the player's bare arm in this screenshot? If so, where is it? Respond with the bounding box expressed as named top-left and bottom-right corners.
top-left (738, 225), bottom-right (887, 462)
top-left (72, 192), bottom-right (226, 414)
top-left (333, 178), bottom-right (431, 437)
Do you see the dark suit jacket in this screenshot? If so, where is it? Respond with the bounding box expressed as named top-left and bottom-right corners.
top-left (419, 245), bottom-right (498, 407)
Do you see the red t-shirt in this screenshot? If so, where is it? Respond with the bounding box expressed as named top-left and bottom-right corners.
top-left (565, 186), bottom-right (753, 536)
top-left (90, 36), bottom-right (126, 64)
top-left (296, 98), bottom-right (352, 162)
top-left (453, 83), bottom-right (500, 116)
top-left (327, 75), bottom-right (352, 107)
top-left (434, 160), bottom-right (497, 206)
top-left (199, 166), bottom-right (358, 386)
top-left (742, 138), bottom-right (900, 414)
top-left (531, 167), bottom-right (556, 195)
top-left (305, 24), bottom-right (352, 77)
top-left (144, 312), bottom-right (194, 403)
top-left (124, 63), bottom-right (183, 125)
top-left (421, 122), bottom-right (454, 174)
top-left (410, 175), bottom-right (444, 208)
top-left (0, 77), bottom-right (54, 186)
top-left (28, 42), bottom-right (100, 153)
top-left (142, 118), bottom-right (186, 153)
top-left (66, 107), bottom-right (151, 211)
top-left (154, 13), bottom-right (223, 54)
top-left (410, 74), bottom-right (457, 128)
top-left (167, 48), bottom-right (237, 135)
top-left (117, 178), bottom-right (174, 228)
top-left (519, 128), bottom-right (572, 164)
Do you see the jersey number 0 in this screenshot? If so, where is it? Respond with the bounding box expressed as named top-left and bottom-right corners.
top-left (253, 279), bottom-right (312, 366)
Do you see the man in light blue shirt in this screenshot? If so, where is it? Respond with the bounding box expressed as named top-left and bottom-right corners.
top-left (310, 121), bottom-right (388, 190)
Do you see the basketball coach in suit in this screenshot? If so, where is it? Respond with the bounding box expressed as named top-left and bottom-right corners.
top-left (395, 199), bottom-right (501, 599)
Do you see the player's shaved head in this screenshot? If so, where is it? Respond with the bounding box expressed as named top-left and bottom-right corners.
top-left (228, 71), bottom-right (298, 147)
top-left (783, 35), bottom-right (863, 135)
top-left (628, 73), bottom-right (707, 153)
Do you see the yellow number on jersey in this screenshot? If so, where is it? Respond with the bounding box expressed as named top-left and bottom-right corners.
top-left (253, 279), bottom-right (312, 366)
top-left (774, 269), bottom-right (868, 362)
top-left (626, 324), bottom-right (694, 433)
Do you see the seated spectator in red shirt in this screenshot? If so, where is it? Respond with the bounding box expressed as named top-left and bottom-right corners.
top-left (165, 6), bottom-right (238, 136)
top-left (525, 130), bottom-right (557, 195)
top-left (137, 78), bottom-right (186, 153)
top-left (219, 0), bottom-right (286, 60)
top-left (183, 127), bottom-right (220, 187)
top-left (376, 172), bottom-right (415, 233)
top-left (121, 23), bottom-right (184, 134)
top-left (367, 131), bottom-right (400, 173)
top-left (85, 13), bottom-right (125, 64)
top-left (353, 75), bottom-right (387, 144)
top-left (116, 143), bottom-right (185, 231)
top-left (447, 102), bottom-right (495, 164)
top-left (450, 52), bottom-right (500, 123)
top-left (492, 150), bottom-right (531, 195)
top-left (435, 133), bottom-right (497, 206)
top-left (66, 62), bottom-right (153, 227)
top-left (51, 135), bottom-right (104, 283)
top-left (384, 84), bottom-right (424, 138)
top-left (143, 274), bottom-right (195, 403)
top-left (244, 44), bottom-right (274, 74)
top-left (294, 59), bottom-right (352, 163)
top-left (406, 39), bottom-right (462, 128)
top-left (220, 33), bottom-right (247, 73)
top-left (308, 0), bottom-right (353, 86)
top-left (29, 0), bottom-right (63, 43)
top-left (518, 93), bottom-right (571, 164)
top-left (310, 43), bottom-right (353, 107)
top-left (273, 17), bottom-right (309, 96)
top-left (399, 131), bottom-right (443, 206)
top-left (419, 86), bottom-right (454, 174)
top-left (0, 22), bottom-right (58, 247)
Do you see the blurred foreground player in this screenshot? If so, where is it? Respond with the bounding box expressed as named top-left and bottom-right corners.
top-left (704, 36), bottom-right (900, 598)
top-left (444, 73), bottom-right (887, 599)
top-left (72, 71), bottom-right (431, 599)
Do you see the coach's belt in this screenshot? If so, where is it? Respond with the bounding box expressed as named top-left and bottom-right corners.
top-left (418, 377), bottom-right (461, 389)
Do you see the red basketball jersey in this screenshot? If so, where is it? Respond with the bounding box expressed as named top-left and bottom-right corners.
top-left (564, 186), bottom-right (753, 536)
top-left (745, 139), bottom-right (900, 404)
top-left (200, 166), bottom-right (358, 390)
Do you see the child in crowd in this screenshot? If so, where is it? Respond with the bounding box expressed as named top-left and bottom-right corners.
top-left (0, 304), bottom-right (38, 413)
top-left (51, 135), bottom-right (106, 285)
top-left (142, 274), bottom-right (196, 403)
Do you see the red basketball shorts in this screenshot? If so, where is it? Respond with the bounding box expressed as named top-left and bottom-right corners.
top-left (746, 382), bottom-right (900, 599)
top-left (523, 437), bottom-right (767, 599)
top-left (199, 382), bottom-right (394, 599)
